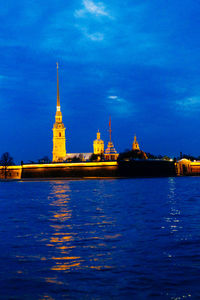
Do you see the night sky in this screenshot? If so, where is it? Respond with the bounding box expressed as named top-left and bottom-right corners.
top-left (1, 0), bottom-right (200, 163)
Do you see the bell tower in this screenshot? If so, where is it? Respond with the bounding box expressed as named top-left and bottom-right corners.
top-left (52, 63), bottom-right (67, 162)
top-left (93, 130), bottom-right (104, 155)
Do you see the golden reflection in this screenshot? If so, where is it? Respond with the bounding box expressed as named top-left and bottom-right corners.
top-left (45, 277), bottom-right (63, 285)
top-left (39, 295), bottom-right (55, 300)
top-left (45, 181), bottom-right (113, 273)
top-left (51, 262), bottom-right (80, 271)
top-left (51, 256), bottom-right (80, 260)
top-left (90, 265), bottom-right (112, 270)
top-left (56, 246), bottom-right (75, 250)
top-left (46, 182), bottom-right (85, 272)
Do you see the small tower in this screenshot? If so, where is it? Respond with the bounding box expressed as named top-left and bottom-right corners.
top-left (52, 63), bottom-right (67, 162)
top-left (104, 117), bottom-right (118, 161)
top-left (132, 135), bottom-right (140, 151)
top-left (93, 130), bottom-right (104, 155)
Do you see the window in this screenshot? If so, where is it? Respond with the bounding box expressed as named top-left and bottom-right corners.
top-left (59, 132), bottom-right (61, 137)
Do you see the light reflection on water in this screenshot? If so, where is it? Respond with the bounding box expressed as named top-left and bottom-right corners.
top-left (165, 178), bottom-right (182, 234)
top-left (48, 182), bottom-right (79, 272)
top-left (1, 178), bottom-right (200, 299)
top-left (46, 181), bottom-right (114, 273)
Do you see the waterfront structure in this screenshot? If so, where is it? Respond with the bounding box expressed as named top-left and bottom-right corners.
top-left (93, 130), bottom-right (104, 155)
top-left (0, 161), bottom-right (118, 179)
top-left (104, 117), bottom-right (118, 161)
top-left (0, 159), bottom-right (177, 179)
top-left (132, 135), bottom-right (140, 151)
top-left (176, 159), bottom-right (200, 175)
top-left (52, 63), bottom-right (67, 162)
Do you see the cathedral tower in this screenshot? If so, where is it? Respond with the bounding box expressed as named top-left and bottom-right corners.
top-left (93, 130), bottom-right (104, 155)
top-left (52, 63), bottom-right (67, 162)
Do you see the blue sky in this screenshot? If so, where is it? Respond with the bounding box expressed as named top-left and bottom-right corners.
top-left (1, 0), bottom-right (200, 163)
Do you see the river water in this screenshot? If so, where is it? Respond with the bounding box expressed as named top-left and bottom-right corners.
top-left (0, 177), bottom-right (200, 299)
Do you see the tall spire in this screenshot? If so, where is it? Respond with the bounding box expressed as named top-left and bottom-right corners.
top-left (132, 134), bottom-right (140, 151)
top-left (53, 62), bottom-right (67, 162)
top-left (56, 62), bottom-right (60, 110)
top-left (109, 116), bottom-right (112, 142)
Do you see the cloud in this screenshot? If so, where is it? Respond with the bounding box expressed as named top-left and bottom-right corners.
top-left (86, 32), bottom-right (104, 41)
top-left (176, 97), bottom-right (200, 113)
top-left (106, 92), bottom-right (135, 116)
top-left (108, 95), bottom-right (118, 100)
top-left (108, 95), bottom-right (125, 103)
top-left (74, 0), bottom-right (113, 42)
top-left (75, 0), bottom-right (110, 18)
top-left (78, 27), bottom-right (104, 41)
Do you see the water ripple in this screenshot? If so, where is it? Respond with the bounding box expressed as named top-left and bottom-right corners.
top-left (1, 178), bottom-right (200, 299)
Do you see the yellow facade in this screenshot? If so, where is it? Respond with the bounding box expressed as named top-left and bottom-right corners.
top-left (93, 130), bottom-right (104, 155)
top-left (52, 63), bottom-right (67, 162)
top-left (132, 135), bottom-right (140, 151)
top-left (176, 159), bottom-right (200, 176)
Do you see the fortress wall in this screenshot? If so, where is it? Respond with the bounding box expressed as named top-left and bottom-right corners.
top-left (0, 160), bottom-right (177, 179)
top-left (0, 166), bottom-right (22, 179)
top-left (21, 164), bottom-right (119, 178)
top-left (118, 160), bottom-right (176, 177)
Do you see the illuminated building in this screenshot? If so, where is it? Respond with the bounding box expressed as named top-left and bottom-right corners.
top-left (52, 63), bottom-right (67, 162)
top-left (132, 135), bottom-right (140, 151)
top-left (93, 130), bottom-right (104, 155)
top-left (104, 117), bottom-right (118, 161)
top-left (176, 159), bottom-right (200, 175)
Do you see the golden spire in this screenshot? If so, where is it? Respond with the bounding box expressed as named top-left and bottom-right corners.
top-left (56, 62), bottom-right (60, 110)
top-left (132, 134), bottom-right (140, 151)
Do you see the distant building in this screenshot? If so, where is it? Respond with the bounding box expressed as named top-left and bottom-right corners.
top-left (175, 158), bottom-right (200, 176)
top-left (104, 141), bottom-right (118, 161)
top-left (93, 130), bottom-right (104, 155)
top-left (52, 63), bottom-right (67, 162)
top-left (104, 117), bottom-right (118, 161)
top-left (132, 135), bottom-right (140, 151)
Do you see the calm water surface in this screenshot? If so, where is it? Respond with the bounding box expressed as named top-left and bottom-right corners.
top-left (0, 177), bottom-right (200, 299)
